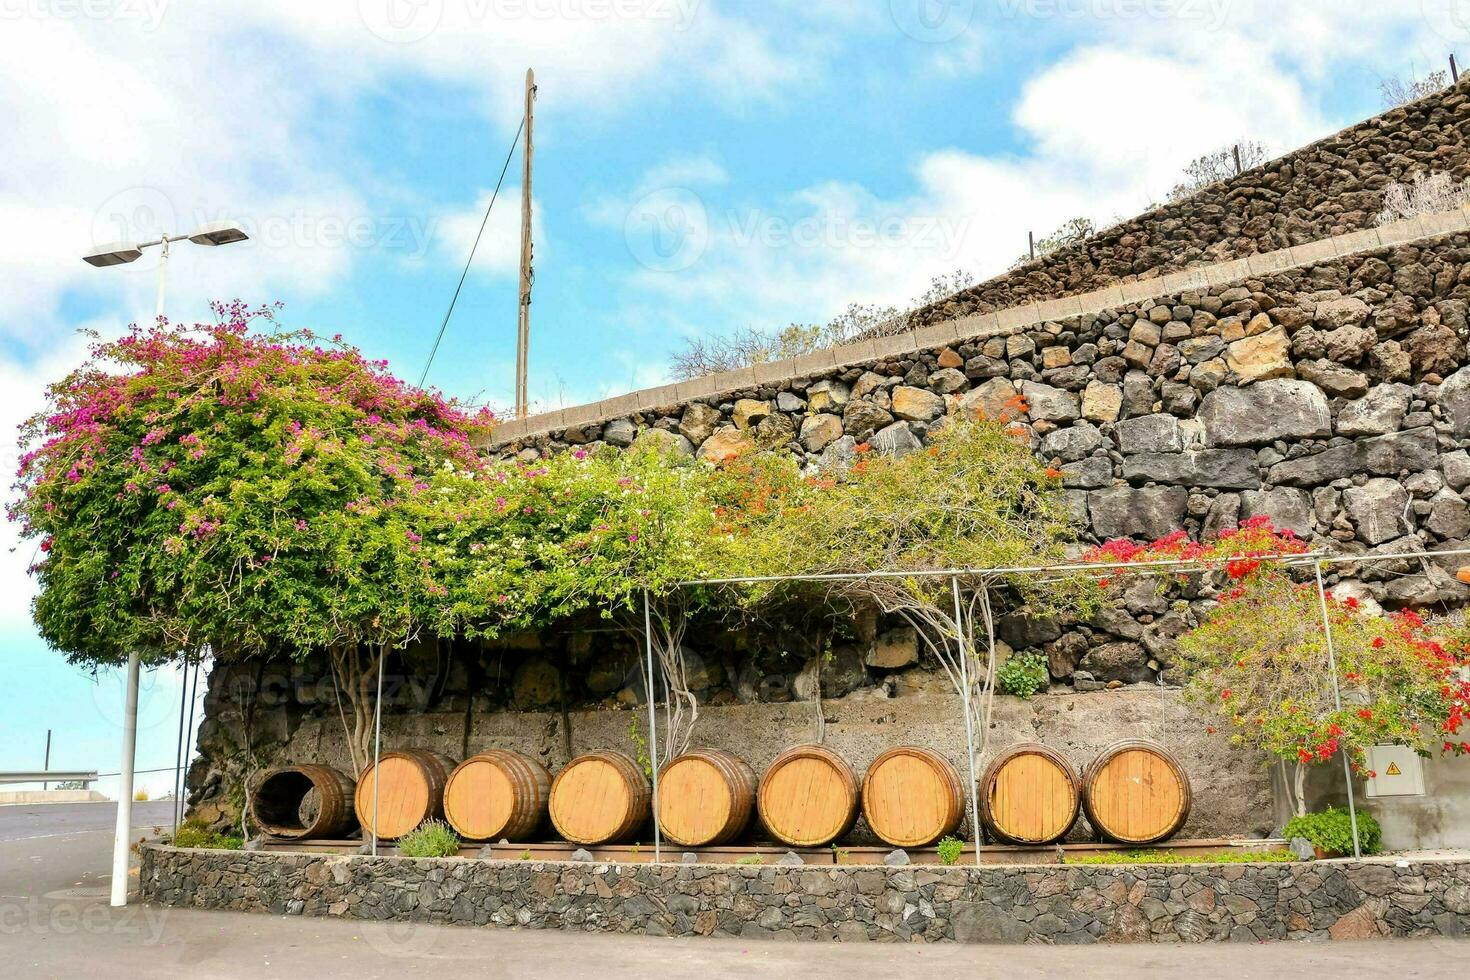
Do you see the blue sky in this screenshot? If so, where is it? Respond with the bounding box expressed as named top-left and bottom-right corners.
top-left (1, 1), bottom-right (1465, 794)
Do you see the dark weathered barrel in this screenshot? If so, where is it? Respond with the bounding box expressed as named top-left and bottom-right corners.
top-left (978, 742), bottom-right (1080, 845)
top-left (1081, 739), bottom-right (1192, 845)
top-left (657, 748), bottom-right (757, 847)
top-left (548, 751), bottom-right (651, 845)
top-left (757, 744), bottom-right (859, 847)
top-left (251, 764), bottom-right (357, 840)
top-left (354, 749), bottom-right (456, 840)
top-left (861, 746), bottom-right (965, 848)
top-left (443, 749), bottom-right (551, 842)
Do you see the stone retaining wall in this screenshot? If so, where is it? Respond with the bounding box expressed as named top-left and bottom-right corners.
top-left (491, 220), bottom-right (1470, 623)
top-left (140, 844), bottom-right (1470, 944)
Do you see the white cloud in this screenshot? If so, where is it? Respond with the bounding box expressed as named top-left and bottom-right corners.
top-left (605, 2), bottom-right (1444, 350)
top-left (433, 186), bottom-right (545, 278)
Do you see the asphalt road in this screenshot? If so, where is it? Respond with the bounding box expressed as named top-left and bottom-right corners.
top-left (5, 801), bottom-right (1470, 978)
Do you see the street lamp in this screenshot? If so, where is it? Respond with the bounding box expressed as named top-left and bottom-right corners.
top-left (82, 221), bottom-right (249, 321)
top-left (83, 220), bottom-right (248, 909)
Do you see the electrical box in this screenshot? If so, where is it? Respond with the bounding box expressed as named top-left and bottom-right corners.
top-left (1364, 745), bottom-right (1426, 798)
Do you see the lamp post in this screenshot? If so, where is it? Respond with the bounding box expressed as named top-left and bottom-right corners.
top-left (84, 220), bottom-right (248, 908)
top-left (84, 221), bottom-right (249, 321)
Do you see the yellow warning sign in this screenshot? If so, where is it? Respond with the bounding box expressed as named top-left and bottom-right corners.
top-left (1386, 762), bottom-right (1402, 776)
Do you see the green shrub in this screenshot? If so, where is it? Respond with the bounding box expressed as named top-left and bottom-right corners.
top-left (1068, 849), bottom-right (1294, 866)
top-left (996, 652), bottom-right (1049, 698)
top-left (172, 820), bottom-right (243, 850)
top-left (396, 819), bottom-right (461, 858)
top-left (1283, 806), bottom-right (1382, 856)
top-left (935, 836), bottom-right (964, 866)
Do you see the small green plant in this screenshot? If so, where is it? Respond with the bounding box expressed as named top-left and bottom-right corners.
top-left (518, 849), bottom-right (532, 860)
top-left (628, 718), bottom-right (653, 780)
top-left (1283, 807), bottom-right (1382, 857)
top-left (830, 843), bottom-right (849, 861)
top-left (1067, 849), bottom-right (1295, 866)
top-left (396, 819), bottom-right (461, 858)
top-left (735, 855), bottom-right (763, 865)
top-left (935, 836), bottom-right (965, 866)
top-left (996, 652), bottom-right (1049, 698)
top-left (172, 820), bottom-right (243, 850)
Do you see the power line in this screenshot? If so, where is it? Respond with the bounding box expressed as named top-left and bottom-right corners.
top-left (418, 115), bottom-right (526, 388)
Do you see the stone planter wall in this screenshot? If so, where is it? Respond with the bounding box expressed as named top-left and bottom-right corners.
top-left (188, 216), bottom-right (1470, 842)
top-left (140, 844), bottom-right (1470, 944)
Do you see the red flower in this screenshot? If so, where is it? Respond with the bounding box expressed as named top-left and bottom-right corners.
top-left (1220, 689), bottom-right (1232, 701)
top-left (1358, 709), bottom-right (1373, 720)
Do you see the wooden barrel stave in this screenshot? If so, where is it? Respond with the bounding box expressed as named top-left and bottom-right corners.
top-left (757, 744), bottom-right (860, 848)
top-left (861, 746), bottom-right (964, 848)
top-left (354, 749), bottom-right (457, 840)
top-left (1081, 738), bottom-right (1192, 845)
top-left (444, 749), bottom-right (552, 842)
top-left (978, 742), bottom-right (1081, 846)
top-left (251, 764), bottom-right (357, 840)
top-left (657, 748), bottom-right (758, 847)
top-left (549, 751), bottom-right (651, 846)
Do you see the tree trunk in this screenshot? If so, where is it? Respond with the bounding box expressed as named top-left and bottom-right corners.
top-left (1293, 761), bottom-right (1308, 818)
top-left (328, 644), bottom-right (386, 778)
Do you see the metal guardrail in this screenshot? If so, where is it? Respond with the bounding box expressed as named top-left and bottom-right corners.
top-left (0, 770), bottom-right (98, 784)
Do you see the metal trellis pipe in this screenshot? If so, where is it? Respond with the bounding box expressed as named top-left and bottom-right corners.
top-left (1312, 560), bottom-right (1363, 860)
top-left (181, 656), bottom-right (201, 822)
top-left (172, 659), bottom-right (190, 833)
top-left (372, 648), bottom-right (385, 858)
top-left (951, 576), bottom-right (983, 868)
top-left (642, 588), bottom-right (662, 863)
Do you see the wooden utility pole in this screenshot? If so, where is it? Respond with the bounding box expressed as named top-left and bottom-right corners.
top-left (515, 68), bottom-right (536, 419)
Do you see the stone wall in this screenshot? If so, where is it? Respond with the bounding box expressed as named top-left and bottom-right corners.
top-left (488, 224), bottom-right (1470, 659)
top-left (907, 80), bottom-right (1470, 327)
top-left (141, 844), bottom-right (1470, 944)
top-left (192, 678), bottom-right (1272, 842)
top-left (190, 217), bottom-right (1470, 845)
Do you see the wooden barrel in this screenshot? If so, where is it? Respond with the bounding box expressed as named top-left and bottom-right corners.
top-left (548, 751), bottom-right (651, 845)
top-left (1081, 739), bottom-right (1192, 845)
top-left (250, 764), bottom-right (357, 840)
top-left (978, 743), bottom-right (1080, 845)
top-left (443, 749), bottom-right (551, 842)
top-left (756, 744), bottom-right (859, 847)
top-left (860, 746), bottom-right (964, 848)
top-left (657, 748), bottom-right (758, 847)
top-left (354, 749), bottom-right (456, 840)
